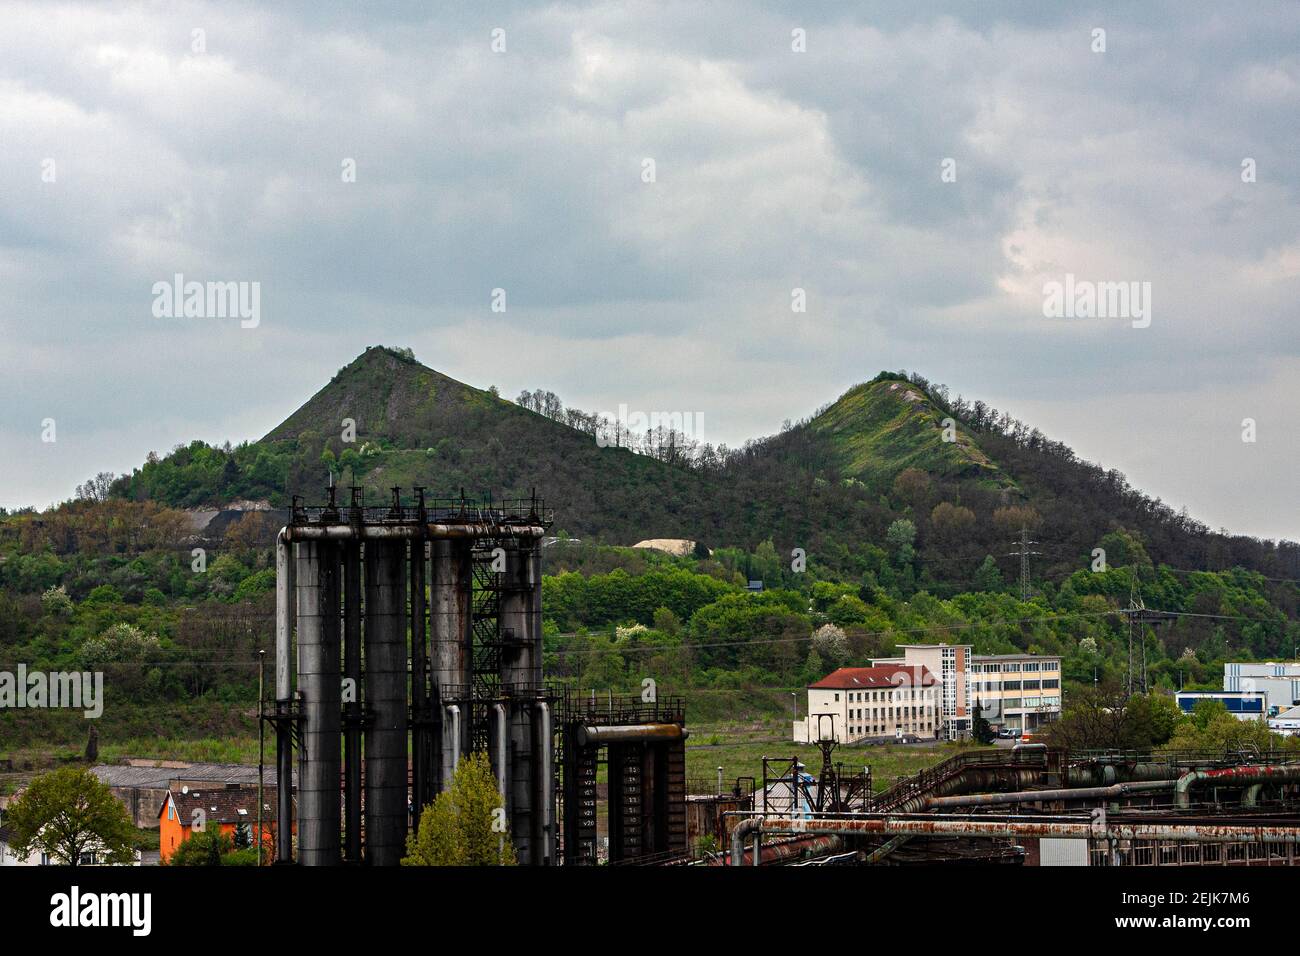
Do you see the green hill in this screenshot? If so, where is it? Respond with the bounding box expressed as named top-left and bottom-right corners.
top-left (107, 346), bottom-right (1300, 590)
top-left (804, 377), bottom-right (1009, 489)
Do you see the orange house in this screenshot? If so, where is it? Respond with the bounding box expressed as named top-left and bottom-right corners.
top-left (158, 783), bottom-right (291, 863)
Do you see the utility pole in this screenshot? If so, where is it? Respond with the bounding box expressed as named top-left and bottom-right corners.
top-left (1006, 526), bottom-right (1042, 602)
top-left (257, 648), bottom-right (265, 867)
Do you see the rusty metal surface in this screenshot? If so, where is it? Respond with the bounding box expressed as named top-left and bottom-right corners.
top-left (740, 811), bottom-right (1300, 844)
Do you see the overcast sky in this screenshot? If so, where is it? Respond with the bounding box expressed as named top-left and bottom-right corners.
top-left (1, 0), bottom-right (1297, 541)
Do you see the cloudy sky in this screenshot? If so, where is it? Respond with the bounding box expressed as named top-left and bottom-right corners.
top-left (1, 1), bottom-right (1297, 540)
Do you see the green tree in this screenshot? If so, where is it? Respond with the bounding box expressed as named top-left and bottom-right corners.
top-left (886, 519), bottom-right (916, 566)
top-left (167, 828), bottom-right (232, 866)
top-left (5, 768), bottom-right (138, 866)
top-left (972, 555), bottom-right (1003, 592)
top-left (403, 752), bottom-right (517, 866)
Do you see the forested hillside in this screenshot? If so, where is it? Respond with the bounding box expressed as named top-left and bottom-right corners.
top-left (2, 345), bottom-right (1298, 754)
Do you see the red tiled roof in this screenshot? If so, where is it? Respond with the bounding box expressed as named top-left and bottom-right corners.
top-left (809, 666), bottom-right (936, 689)
top-left (159, 785), bottom-right (283, 825)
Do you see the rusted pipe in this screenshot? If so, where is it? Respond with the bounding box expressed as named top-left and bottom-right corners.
top-left (731, 818), bottom-right (761, 866)
top-left (1175, 764), bottom-right (1300, 809)
top-left (737, 812), bottom-right (1300, 845)
top-left (891, 768), bottom-right (1042, 813)
top-left (924, 780), bottom-right (1175, 810)
top-left (575, 723), bottom-right (685, 747)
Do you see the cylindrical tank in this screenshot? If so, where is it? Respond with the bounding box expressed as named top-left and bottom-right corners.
top-left (499, 539), bottom-right (543, 863)
top-left (342, 540), bottom-right (363, 863)
top-left (364, 540), bottom-right (408, 865)
top-left (430, 538), bottom-right (472, 790)
top-left (296, 540), bottom-right (342, 865)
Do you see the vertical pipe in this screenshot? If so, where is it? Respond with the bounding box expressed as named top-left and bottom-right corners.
top-left (410, 541), bottom-right (429, 828)
top-left (343, 540), bottom-right (363, 863)
top-left (500, 540), bottom-right (539, 863)
top-left (275, 531), bottom-right (294, 864)
top-left (364, 540), bottom-right (408, 866)
top-left (538, 701), bottom-right (553, 864)
top-left (430, 538), bottom-right (471, 790)
top-left (296, 540), bottom-right (341, 866)
top-left (444, 704), bottom-right (461, 786)
top-left (494, 702), bottom-right (509, 797)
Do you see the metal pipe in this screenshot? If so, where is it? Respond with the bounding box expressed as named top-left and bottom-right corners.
top-left (731, 818), bottom-right (760, 866)
top-left (1243, 783), bottom-right (1263, 808)
top-left (342, 540), bottom-right (362, 863)
top-left (275, 529), bottom-right (291, 701)
top-left (430, 538), bottom-right (471, 791)
top-left (364, 540), bottom-right (408, 866)
top-left (443, 704), bottom-right (461, 789)
top-left (924, 780), bottom-right (1175, 810)
top-left (890, 768), bottom-right (1042, 814)
top-left (1174, 764), bottom-right (1300, 809)
top-left (576, 723), bottom-right (686, 747)
top-left (274, 530), bottom-right (294, 864)
top-left (733, 812), bottom-right (1300, 850)
top-left (410, 541), bottom-right (430, 828)
top-left (863, 834), bottom-right (911, 863)
top-left (494, 702), bottom-right (508, 798)
top-left (296, 540), bottom-right (341, 865)
top-left (500, 541), bottom-right (539, 864)
top-left (539, 701), bottom-right (553, 865)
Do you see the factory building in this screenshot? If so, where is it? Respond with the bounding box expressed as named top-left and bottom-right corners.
top-left (793, 666), bottom-right (939, 743)
top-left (871, 645), bottom-right (1061, 739)
top-left (1223, 662), bottom-right (1300, 716)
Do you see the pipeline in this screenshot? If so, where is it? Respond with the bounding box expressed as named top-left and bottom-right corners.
top-left (539, 701), bottom-right (553, 864)
top-left (924, 779), bottom-right (1175, 810)
top-left (730, 812), bottom-right (1300, 865)
top-left (889, 767), bottom-right (1042, 814)
top-left (576, 723), bottom-right (685, 747)
top-left (273, 529), bottom-right (293, 864)
top-left (1174, 764), bottom-right (1300, 809)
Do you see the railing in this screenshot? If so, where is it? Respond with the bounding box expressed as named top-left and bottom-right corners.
top-left (870, 748), bottom-right (1049, 812)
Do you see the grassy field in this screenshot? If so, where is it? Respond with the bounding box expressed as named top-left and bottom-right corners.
top-left (2, 704), bottom-right (966, 800)
top-left (685, 717), bottom-right (969, 793)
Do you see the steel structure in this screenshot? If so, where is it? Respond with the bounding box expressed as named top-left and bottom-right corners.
top-left (735, 746), bottom-right (1300, 866)
top-left (559, 691), bottom-right (688, 864)
top-left (265, 488), bottom-right (555, 865)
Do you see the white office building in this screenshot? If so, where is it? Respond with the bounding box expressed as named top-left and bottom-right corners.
top-left (1223, 662), bottom-right (1300, 716)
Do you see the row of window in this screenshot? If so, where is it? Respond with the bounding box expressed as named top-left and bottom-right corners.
top-left (834, 689), bottom-right (934, 703)
top-left (996, 696), bottom-right (1062, 710)
top-left (849, 706), bottom-right (933, 720)
top-left (851, 723), bottom-right (934, 736)
top-left (970, 678), bottom-right (1060, 692)
top-left (971, 661), bottom-right (1060, 674)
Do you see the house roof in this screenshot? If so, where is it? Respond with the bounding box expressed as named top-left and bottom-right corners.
top-left (809, 666), bottom-right (936, 690)
top-left (95, 761), bottom-right (294, 790)
top-left (160, 785), bottom-right (284, 825)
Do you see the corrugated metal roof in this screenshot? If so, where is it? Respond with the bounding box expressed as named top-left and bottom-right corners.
top-left (93, 761), bottom-right (293, 790)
